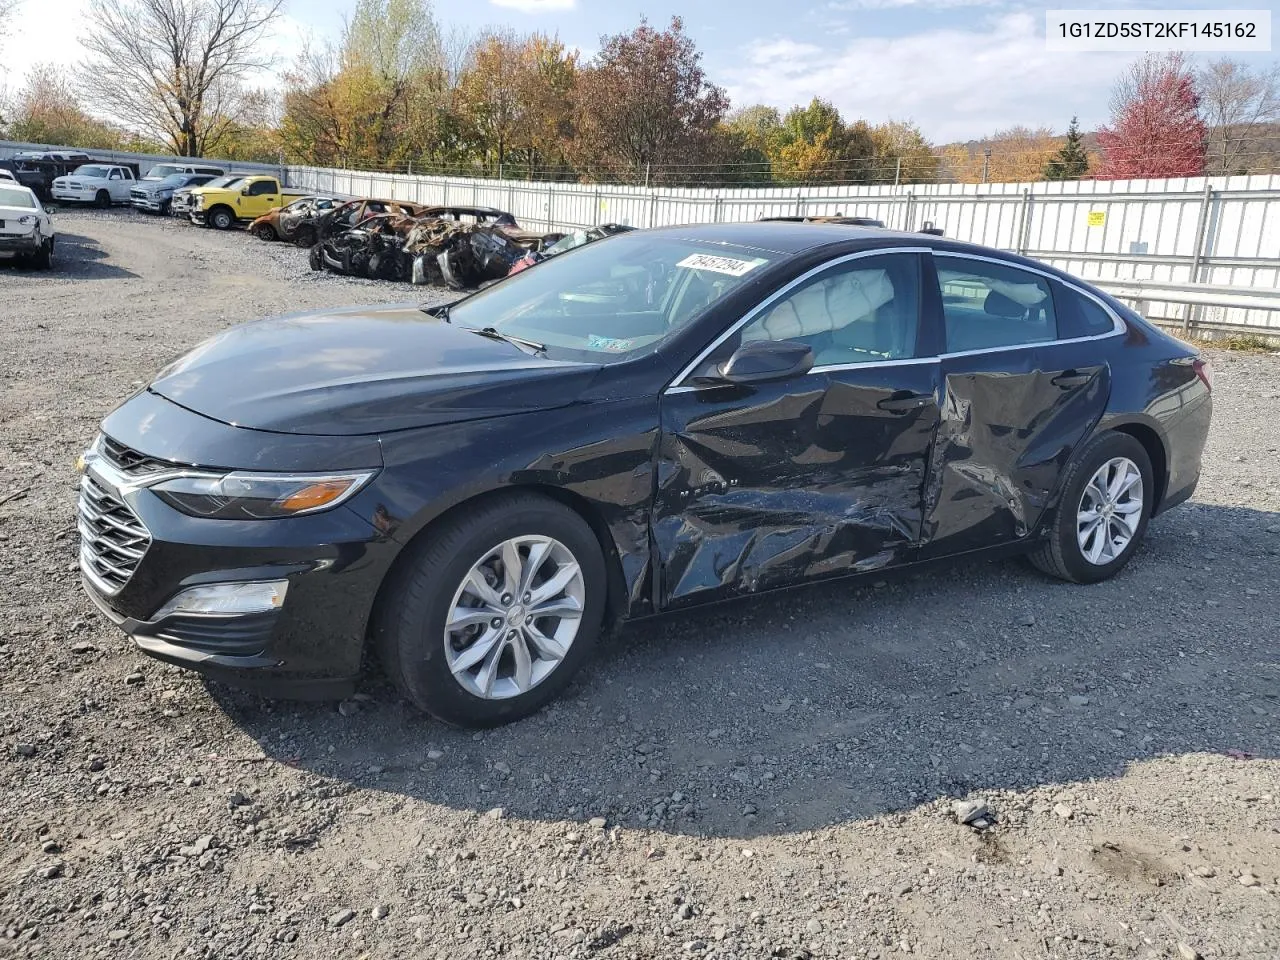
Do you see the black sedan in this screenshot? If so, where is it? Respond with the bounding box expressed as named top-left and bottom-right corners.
top-left (78, 223), bottom-right (1212, 726)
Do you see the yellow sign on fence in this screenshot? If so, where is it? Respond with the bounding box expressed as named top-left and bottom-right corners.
top-left (1087, 211), bottom-right (1106, 227)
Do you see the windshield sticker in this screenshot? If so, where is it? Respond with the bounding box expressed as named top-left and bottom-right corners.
top-left (587, 335), bottom-right (635, 352)
top-left (676, 253), bottom-right (763, 277)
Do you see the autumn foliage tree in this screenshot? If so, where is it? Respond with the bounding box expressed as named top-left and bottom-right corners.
top-left (5, 65), bottom-right (126, 148)
top-left (571, 17), bottom-right (729, 184)
top-left (1096, 53), bottom-right (1205, 179)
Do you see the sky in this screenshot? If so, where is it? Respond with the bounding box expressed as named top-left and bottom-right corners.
top-left (2, 0), bottom-right (1278, 142)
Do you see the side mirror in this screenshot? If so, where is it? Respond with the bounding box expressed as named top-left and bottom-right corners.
top-left (241, 187), bottom-right (251, 195)
top-left (698, 339), bottom-right (815, 387)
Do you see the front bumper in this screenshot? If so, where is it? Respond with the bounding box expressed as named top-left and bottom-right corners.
top-left (79, 392), bottom-right (395, 699)
top-left (130, 196), bottom-right (168, 212)
top-left (52, 188), bottom-right (101, 203)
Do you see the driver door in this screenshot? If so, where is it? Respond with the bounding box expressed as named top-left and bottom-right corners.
top-left (654, 252), bottom-right (942, 609)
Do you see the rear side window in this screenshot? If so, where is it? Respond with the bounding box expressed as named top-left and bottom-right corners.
top-left (1054, 283), bottom-right (1117, 338)
top-left (935, 255), bottom-right (1057, 353)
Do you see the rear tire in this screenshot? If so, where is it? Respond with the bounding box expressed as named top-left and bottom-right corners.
top-left (32, 237), bottom-right (52, 270)
top-left (373, 493), bottom-right (607, 727)
top-left (95, 190), bottom-right (110, 209)
top-left (1028, 431), bottom-right (1154, 584)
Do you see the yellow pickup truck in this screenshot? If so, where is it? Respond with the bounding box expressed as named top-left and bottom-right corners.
top-left (189, 175), bottom-right (306, 230)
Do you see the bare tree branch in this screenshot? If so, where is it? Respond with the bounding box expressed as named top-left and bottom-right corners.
top-left (1198, 58), bottom-right (1280, 175)
top-left (78, 0), bottom-right (283, 156)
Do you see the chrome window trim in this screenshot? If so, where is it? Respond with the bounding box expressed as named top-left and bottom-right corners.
top-left (664, 247), bottom-right (1128, 394)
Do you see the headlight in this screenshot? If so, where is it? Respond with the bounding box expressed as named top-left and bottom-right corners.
top-left (150, 470), bottom-right (376, 520)
top-left (193, 196), bottom-right (205, 209)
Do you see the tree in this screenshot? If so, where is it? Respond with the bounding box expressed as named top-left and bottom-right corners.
top-left (938, 126), bottom-right (1058, 183)
top-left (280, 0), bottom-right (448, 169)
top-left (78, 0), bottom-right (283, 157)
top-left (1197, 58), bottom-right (1280, 175)
top-left (718, 105), bottom-right (783, 183)
top-left (1042, 116), bottom-right (1091, 180)
top-left (1097, 53), bottom-right (1205, 180)
top-left (5, 64), bottom-right (125, 148)
top-left (572, 17), bottom-right (729, 184)
top-left (456, 30), bottom-right (524, 174)
top-left (869, 120), bottom-right (939, 184)
top-left (768, 98), bottom-right (875, 184)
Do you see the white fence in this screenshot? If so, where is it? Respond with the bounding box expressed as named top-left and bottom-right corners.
top-left (288, 165), bottom-right (1280, 335)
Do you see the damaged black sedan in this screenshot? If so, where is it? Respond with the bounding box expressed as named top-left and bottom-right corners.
top-left (79, 224), bottom-right (1212, 727)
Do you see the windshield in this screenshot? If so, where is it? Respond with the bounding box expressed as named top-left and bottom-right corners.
top-left (73, 165), bottom-right (112, 179)
top-left (144, 164), bottom-right (183, 179)
top-left (447, 233), bottom-right (779, 362)
top-left (194, 176), bottom-right (242, 191)
top-left (0, 187), bottom-right (36, 209)
top-left (158, 174), bottom-right (190, 187)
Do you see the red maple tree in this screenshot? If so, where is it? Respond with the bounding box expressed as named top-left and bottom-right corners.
top-left (1096, 53), bottom-right (1207, 180)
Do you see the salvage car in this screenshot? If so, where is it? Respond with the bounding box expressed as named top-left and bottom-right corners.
top-left (130, 173), bottom-right (220, 214)
top-left (249, 195), bottom-right (339, 242)
top-left (308, 198), bottom-right (425, 243)
top-left (0, 182), bottom-right (55, 268)
top-left (1, 153), bottom-right (91, 199)
top-left (51, 163), bottom-right (137, 207)
top-left (508, 223), bottom-right (635, 275)
top-left (78, 223), bottom-right (1212, 727)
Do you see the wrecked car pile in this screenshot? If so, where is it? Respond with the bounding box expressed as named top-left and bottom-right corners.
top-left (308, 207), bottom-right (570, 289)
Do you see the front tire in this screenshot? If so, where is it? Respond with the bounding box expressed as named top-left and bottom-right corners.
top-left (95, 190), bottom-right (110, 209)
top-left (253, 222), bottom-right (276, 241)
top-left (32, 236), bottom-right (53, 270)
top-left (209, 207), bottom-right (235, 230)
top-left (1029, 431), bottom-right (1154, 584)
top-left (374, 493), bottom-right (607, 727)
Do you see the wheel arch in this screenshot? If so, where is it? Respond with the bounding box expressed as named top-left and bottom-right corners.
top-left (363, 483), bottom-right (631, 651)
top-left (207, 203), bottom-right (236, 225)
top-left (1105, 418), bottom-right (1170, 513)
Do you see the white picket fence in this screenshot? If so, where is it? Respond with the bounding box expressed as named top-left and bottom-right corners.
top-left (287, 166), bottom-right (1280, 335)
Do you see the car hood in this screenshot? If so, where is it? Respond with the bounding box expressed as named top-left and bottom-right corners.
top-left (148, 303), bottom-right (602, 436)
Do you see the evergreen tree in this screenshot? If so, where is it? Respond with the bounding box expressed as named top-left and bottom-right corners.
top-left (1043, 117), bottom-right (1090, 180)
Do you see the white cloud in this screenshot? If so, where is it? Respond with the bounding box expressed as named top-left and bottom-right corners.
top-left (489, 0), bottom-right (577, 11)
top-left (724, 12), bottom-right (1131, 141)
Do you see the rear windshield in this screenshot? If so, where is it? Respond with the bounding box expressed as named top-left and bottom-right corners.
top-left (448, 232), bottom-right (780, 362)
top-left (0, 187), bottom-right (37, 208)
top-left (73, 165), bottom-right (112, 179)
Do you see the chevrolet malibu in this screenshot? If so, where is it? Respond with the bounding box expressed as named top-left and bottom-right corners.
top-left (78, 224), bottom-right (1212, 727)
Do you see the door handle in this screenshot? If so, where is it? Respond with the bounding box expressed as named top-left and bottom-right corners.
top-left (877, 391), bottom-right (933, 412)
top-left (1051, 370), bottom-right (1093, 388)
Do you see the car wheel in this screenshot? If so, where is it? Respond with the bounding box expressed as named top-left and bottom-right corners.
top-left (307, 243), bottom-right (324, 271)
top-left (159, 200), bottom-right (171, 215)
top-left (209, 208), bottom-right (234, 230)
top-left (374, 493), bottom-right (607, 727)
top-left (95, 190), bottom-right (110, 209)
top-left (253, 223), bottom-right (276, 241)
top-left (32, 236), bottom-right (53, 270)
top-left (1028, 431), bottom-right (1154, 584)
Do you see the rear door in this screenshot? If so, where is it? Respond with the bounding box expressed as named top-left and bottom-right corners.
top-left (655, 250), bottom-right (942, 608)
top-left (919, 253), bottom-right (1118, 559)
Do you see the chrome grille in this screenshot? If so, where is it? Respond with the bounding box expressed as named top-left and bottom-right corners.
top-left (78, 474), bottom-right (151, 594)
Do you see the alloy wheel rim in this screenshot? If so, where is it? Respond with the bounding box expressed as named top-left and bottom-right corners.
top-left (443, 535), bottom-right (584, 700)
top-left (1076, 456), bottom-right (1144, 566)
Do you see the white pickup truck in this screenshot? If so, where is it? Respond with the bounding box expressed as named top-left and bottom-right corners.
top-left (51, 164), bottom-right (136, 207)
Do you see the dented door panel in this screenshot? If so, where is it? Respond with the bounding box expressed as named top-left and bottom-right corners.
top-left (920, 344), bottom-right (1110, 558)
top-left (656, 362), bottom-right (940, 609)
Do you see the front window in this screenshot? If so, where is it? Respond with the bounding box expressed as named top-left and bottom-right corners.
top-left (73, 165), bottom-right (112, 179)
top-left (0, 187), bottom-right (36, 209)
top-left (247, 180), bottom-right (277, 196)
top-left (447, 233), bottom-right (780, 362)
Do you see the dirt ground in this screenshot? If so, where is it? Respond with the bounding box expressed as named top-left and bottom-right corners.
top-left (1, 211), bottom-right (1277, 960)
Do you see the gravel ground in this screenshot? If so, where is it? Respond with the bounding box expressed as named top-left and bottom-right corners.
top-left (1, 210), bottom-right (1278, 960)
